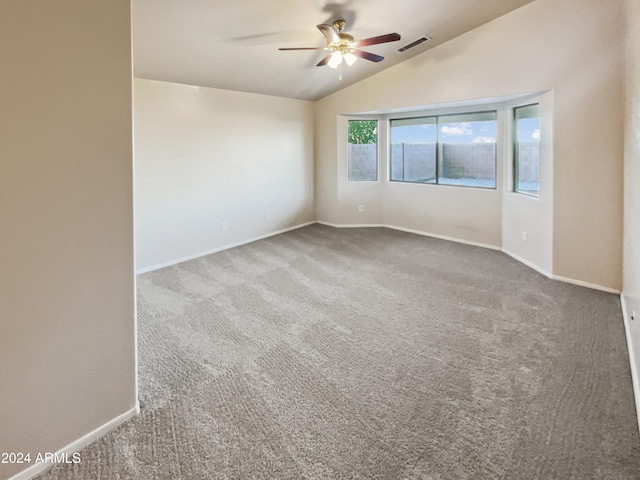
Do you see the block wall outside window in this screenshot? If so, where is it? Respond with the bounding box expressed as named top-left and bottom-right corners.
top-left (348, 120), bottom-right (377, 182)
top-left (390, 117), bottom-right (436, 183)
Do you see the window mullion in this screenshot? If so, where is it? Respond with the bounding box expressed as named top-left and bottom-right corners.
top-left (435, 117), bottom-right (440, 184)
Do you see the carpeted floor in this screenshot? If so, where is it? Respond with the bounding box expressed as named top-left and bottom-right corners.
top-left (37, 224), bottom-right (640, 479)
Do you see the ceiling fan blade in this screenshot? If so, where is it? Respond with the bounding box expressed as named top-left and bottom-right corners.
top-left (316, 54), bottom-right (333, 67)
top-left (355, 33), bottom-right (401, 47)
top-left (352, 49), bottom-right (384, 62)
top-left (317, 24), bottom-right (340, 44)
top-left (278, 47), bottom-right (327, 51)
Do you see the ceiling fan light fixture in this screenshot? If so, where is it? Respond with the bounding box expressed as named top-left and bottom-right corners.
top-left (328, 51), bottom-right (343, 68)
top-left (343, 52), bottom-right (357, 66)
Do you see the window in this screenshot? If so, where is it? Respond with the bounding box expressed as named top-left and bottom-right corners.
top-left (390, 111), bottom-right (496, 188)
top-left (514, 104), bottom-right (540, 196)
top-left (390, 117), bottom-right (436, 183)
top-left (348, 120), bottom-right (377, 181)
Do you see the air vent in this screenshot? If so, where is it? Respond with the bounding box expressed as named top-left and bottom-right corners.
top-left (397, 35), bottom-right (431, 53)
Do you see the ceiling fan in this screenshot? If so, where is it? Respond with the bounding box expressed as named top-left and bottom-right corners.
top-left (278, 19), bottom-right (401, 70)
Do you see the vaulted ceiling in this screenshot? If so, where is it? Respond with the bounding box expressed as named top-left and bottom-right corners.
top-left (132, 0), bottom-right (534, 101)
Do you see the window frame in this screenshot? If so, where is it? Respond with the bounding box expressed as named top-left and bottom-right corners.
top-left (347, 119), bottom-right (379, 183)
top-left (513, 103), bottom-right (541, 197)
top-left (389, 115), bottom-right (438, 184)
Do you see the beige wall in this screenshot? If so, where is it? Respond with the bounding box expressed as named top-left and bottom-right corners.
top-left (134, 79), bottom-right (315, 272)
top-left (315, 0), bottom-right (624, 291)
top-left (0, 2), bottom-right (136, 479)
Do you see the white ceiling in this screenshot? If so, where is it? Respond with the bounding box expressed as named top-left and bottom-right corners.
top-left (132, 0), bottom-right (534, 102)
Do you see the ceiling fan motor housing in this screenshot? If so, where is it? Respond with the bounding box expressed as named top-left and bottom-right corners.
top-left (330, 19), bottom-right (355, 53)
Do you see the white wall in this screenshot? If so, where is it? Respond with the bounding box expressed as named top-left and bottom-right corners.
top-left (134, 79), bottom-right (315, 272)
top-left (502, 92), bottom-right (554, 276)
top-left (315, 0), bottom-right (624, 292)
top-left (623, 0), bottom-right (640, 418)
top-left (0, 2), bottom-right (137, 479)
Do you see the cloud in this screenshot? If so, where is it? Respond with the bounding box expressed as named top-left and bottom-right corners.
top-left (441, 123), bottom-right (473, 136)
top-left (473, 136), bottom-right (495, 143)
top-left (531, 129), bottom-right (540, 140)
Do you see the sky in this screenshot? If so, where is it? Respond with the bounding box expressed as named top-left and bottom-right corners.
top-left (390, 118), bottom-right (540, 144)
top-left (518, 117), bottom-right (540, 141)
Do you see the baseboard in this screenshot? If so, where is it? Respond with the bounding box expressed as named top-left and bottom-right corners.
top-left (316, 221), bottom-right (385, 229)
top-left (502, 248), bottom-right (553, 279)
top-left (136, 221), bottom-right (316, 274)
top-left (317, 221), bottom-right (501, 251)
top-left (385, 224), bottom-right (501, 251)
top-left (7, 405), bottom-right (139, 480)
top-left (552, 274), bottom-right (621, 294)
top-left (621, 293), bottom-right (640, 436)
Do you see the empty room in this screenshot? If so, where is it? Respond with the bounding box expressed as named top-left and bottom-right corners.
top-left (2, 0), bottom-right (640, 478)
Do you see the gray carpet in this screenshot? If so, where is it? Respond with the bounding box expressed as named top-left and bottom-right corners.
top-left (37, 224), bottom-right (640, 479)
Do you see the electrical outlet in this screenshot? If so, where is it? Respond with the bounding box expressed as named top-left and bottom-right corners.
top-left (358, 205), bottom-right (364, 213)
top-left (221, 222), bottom-right (227, 232)
top-left (521, 231), bottom-right (528, 242)
top-left (266, 213), bottom-right (271, 221)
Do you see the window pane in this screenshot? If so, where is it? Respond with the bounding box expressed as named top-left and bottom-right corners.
top-left (390, 117), bottom-right (436, 183)
top-left (514, 104), bottom-right (540, 196)
top-left (348, 120), bottom-right (377, 181)
top-left (438, 112), bottom-right (496, 188)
